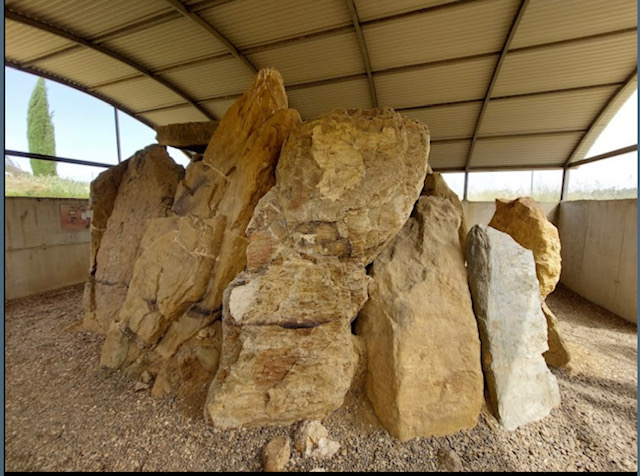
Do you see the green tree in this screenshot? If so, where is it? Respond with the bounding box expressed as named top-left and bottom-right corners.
top-left (27, 77), bottom-right (57, 176)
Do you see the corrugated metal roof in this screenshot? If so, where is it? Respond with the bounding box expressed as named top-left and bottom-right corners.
top-left (34, 48), bottom-right (139, 88)
top-left (247, 31), bottom-right (365, 85)
top-left (493, 30), bottom-right (637, 97)
top-left (375, 55), bottom-right (497, 109)
top-left (198, 0), bottom-right (351, 50)
top-left (96, 76), bottom-right (185, 112)
top-left (480, 85), bottom-right (619, 135)
top-left (364, 0), bottom-right (518, 71)
top-left (5, 20), bottom-right (75, 62)
top-left (428, 140), bottom-right (471, 170)
top-left (5, 0), bottom-right (171, 39)
top-left (141, 103), bottom-right (210, 126)
top-left (511, 0), bottom-right (638, 49)
top-left (4, 0), bottom-right (637, 171)
top-left (101, 17), bottom-right (229, 71)
top-left (354, 0), bottom-right (458, 22)
top-left (401, 102), bottom-right (482, 140)
top-left (158, 56), bottom-right (255, 101)
top-left (471, 132), bottom-right (583, 168)
top-left (287, 78), bottom-right (371, 119)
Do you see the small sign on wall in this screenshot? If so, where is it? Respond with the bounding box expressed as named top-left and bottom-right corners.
top-left (60, 204), bottom-right (91, 231)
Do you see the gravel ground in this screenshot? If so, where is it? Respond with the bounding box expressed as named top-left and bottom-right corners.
top-left (5, 283), bottom-right (637, 472)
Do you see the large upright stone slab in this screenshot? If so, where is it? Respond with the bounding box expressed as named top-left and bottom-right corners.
top-left (205, 108), bottom-right (430, 428)
top-left (466, 225), bottom-right (560, 431)
top-left (83, 145), bottom-right (184, 333)
top-left (356, 196), bottom-right (483, 441)
top-left (488, 197), bottom-right (570, 368)
top-left (97, 69), bottom-right (301, 391)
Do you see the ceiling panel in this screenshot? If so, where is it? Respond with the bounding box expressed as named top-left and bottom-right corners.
top-left (34, 48), bottom-right (140, 88)
top-left (480, 85), bottom-right (620, 136)
top-left (159, 57), bottom-right (256, 101)
top-left (5, 19), bottom-right (76, 62)
top-left (5, 0), bottom-right (171, 39)
top-left (493, 30), bottom-right (637, 97)
top-left (375, 55), bottom-right (497, 109)
top-left (401, 102), bottom-right (482, 140)
top-left (365, 0), bottom-right (518, 70)
top-left (199, 0), bottom-right (351, 50)
top-left (428, 140), bottom-right (470, 170)
top-left (247, 31), bottom-right (365, 85)
top-left (101, 17), bottom-right (229, 71)
top-left (354, 0), bottom-right (459, 22)
top-left (201, 98), bottom-right (238, 120)
top-left (95, 76), bottom-right (185, 113)
top-left (470, 132), bottom-right (583, 168)
top-left (512, 0), bottom-right (638, 49)
top-left (140, 104), bottom-right (210, 126)
top-left (287, 79), bottom-right (371, 119)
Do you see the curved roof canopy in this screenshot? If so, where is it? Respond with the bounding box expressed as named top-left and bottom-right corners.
top-left (5, 0), bottom-right (638, 171)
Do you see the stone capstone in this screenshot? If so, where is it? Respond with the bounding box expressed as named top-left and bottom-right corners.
top-left (92, 69), bottom-right (301, 400)
top-left (82, 145), bottom-right (184, 334)
top-left (356, 196), bottom-right (483, 441)
top-left (155, 120), bottom-right (219, 154)
top-left (465, 225), bottom-right (560, 431)
top-left (205, 108), bottom-right (430, 428)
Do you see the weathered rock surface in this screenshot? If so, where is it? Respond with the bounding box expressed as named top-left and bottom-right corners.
top-left (83, 145), bottom-right (184, 333)
top-left (437, 448), bottom-right (463, 472)
top-left (294, 420), bottom-right (341, 459)
top-left (356, 196), bottom-right (483, 441)
top-left (542, 302), bottom-right (572, 369)
top-left (155, 120), bottom-right (218, 154)
top-left (488, 197), bottom-right (561, 298)
top-left (422, 172), bottom-right (467, 248)
top-left (205, 108), bottom-right (430, 428)
top-left (488, 197), bottom-right (570, 368)
top-left (466, 225), bottom-right (560, 431)
top-left (262, 435), bottom-right (291, 472)
top-left (95, 68), bottom-right (300, 393)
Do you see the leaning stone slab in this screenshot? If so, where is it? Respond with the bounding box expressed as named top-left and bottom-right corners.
top-left (465, 225), bottom-right (560, 431)
top-left (422, 172), bottom-right (467, 248)
top-left (357, 196), bottom-right (483, 441)
top-left (155, 120), bottom-right (219, 154)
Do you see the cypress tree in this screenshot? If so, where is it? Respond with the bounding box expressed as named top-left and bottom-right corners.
top-left (27, 77), bottom-right (57, 176)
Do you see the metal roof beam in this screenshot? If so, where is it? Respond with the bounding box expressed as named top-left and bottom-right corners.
top-left (5, 7), bottom-right (216, 122)
top-left (563, 68), bottom-right (638, 167)
top-left (345, 0), bottom-right (378, 107)
top-left (464, 0), bottom-right (530, 178)
top-left (163, 0), bottom-right (258, 74)
top-left (568, 144), bottom-right (638, 169)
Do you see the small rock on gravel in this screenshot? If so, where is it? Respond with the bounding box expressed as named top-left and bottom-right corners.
top-left (262, 435), bottom-right (291, 472)
top-left (437, 447), bottom-right (463, 472)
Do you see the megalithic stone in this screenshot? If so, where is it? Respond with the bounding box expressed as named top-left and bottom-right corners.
top-left (205, 108), bottom-right (430, 428)
top-left (466, 225), bottom-right (560, 431)
top-left (356, 196), bottom-right (484, 441)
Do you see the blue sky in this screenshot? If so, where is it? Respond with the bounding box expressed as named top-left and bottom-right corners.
top-left (4, 66), bottom-right (637, 194)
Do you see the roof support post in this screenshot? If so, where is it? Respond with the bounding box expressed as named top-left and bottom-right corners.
top-left (560, 166), bottom-right (570, 201)
top-left (463, 170), bottom-right (469, 202)
top-left (114, 107), bottom-right (122, 163)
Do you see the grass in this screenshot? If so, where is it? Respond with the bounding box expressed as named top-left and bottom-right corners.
top-left (5, 169), bottom-right (90, 199)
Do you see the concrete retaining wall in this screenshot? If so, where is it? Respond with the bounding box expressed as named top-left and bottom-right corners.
top-left (5, 197), bottom-right (90, 300)
top-left (558, 199), bottom-right (637, 324)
